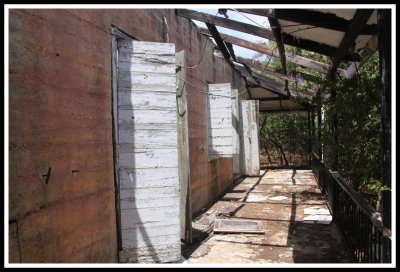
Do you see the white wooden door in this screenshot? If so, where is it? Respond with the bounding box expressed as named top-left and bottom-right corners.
top-left (116, 39), bottom-right (181, 263)
top-left (207, 83), bottom-right (233, 160)
top-left (241, 100), bottom-right (260, 176)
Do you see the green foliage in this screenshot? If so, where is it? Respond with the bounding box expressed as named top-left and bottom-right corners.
top-left (319, 52), bottom-right (383, 200)
top-left (255, 41), bottom-right (383, 205)
top-left (260, 111), bottom-right (310, 167)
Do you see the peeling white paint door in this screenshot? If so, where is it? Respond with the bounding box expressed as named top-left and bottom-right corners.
top-left (241, 100), bottom-right (260, 176)
top-left (116, 39), bottom-right (181, 263)
top-left (207, 83), bottom-right (233, 160)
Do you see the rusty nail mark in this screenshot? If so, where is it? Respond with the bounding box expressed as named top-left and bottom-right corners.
top-left (43, 167), bottom-right (51, 184)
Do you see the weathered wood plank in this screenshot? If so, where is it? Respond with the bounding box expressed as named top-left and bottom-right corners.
top-left (118, 90), bottom-right (176, 110)
top-left (119, 167), bottom-right (179, 190)
top-left (118, 109), bottom-right (177, 126)
top-left (118, 148), bottom-right (179, 169)
top-left (120, 205), bottom-right (179, 230)
top-left (118, 70), bottom-right (176, 88)
top-left (118, 129), bottom-right (177, 149)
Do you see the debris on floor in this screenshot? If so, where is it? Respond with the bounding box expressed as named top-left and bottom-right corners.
top-left (302, 206), bottom-right (332, 224)
top-left (213, 219), bottom-right (265, 234)
top-left (183, 169), bottom-right (353, 264)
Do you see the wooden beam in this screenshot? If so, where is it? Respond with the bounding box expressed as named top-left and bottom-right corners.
top-left (233, 63), bottom-right (259, 85)
top-left (345, 35), bottom-right (378, 78)
top-left (236, 56), bottom-right (321, 85)
top-left (268, 16), bottom-right (289, 95)
top-left (199, 27), bottom-right (346, 76)
top-left (176, 9), bottom-right (359, 61)
top-left (250, 70), bottom-right (287, 96)
top-left (259, 108), bottom-right (308, 113)
top-left (258, 97), bottom-right (289, 101)
top-left (268, 17), bottom-right (287, 75)
top-left (176, 9), bottom-right (275, 40)
top-left (250, 69), bottom-right (313, 100)
top-left (206, 23), bottom-right (231, 62)
top-left (236, 9), bottom-right (377, 35)
top-left (225, 42), bottom-right (237, 62)
top-left (326, 9), bottom-right (375, 80)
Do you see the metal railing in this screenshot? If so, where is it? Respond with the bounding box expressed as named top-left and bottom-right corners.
top-left (311, 152), bottom-right (391, 263)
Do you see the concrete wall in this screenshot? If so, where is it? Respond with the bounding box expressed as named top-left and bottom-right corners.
top-left (8, 8), bottom-right (246, 262)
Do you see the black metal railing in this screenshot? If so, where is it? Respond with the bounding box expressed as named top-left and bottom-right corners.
top-left (311, 152), bottom-right (391, 263)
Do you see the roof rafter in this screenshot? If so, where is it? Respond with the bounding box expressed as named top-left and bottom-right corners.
top-left (198, 27), bottom-right (346, 77)
top-left (235, 8), bottom-right (377, 35)
top-left (205, 22), bottom-right (231, 62)
top-left (268, 16), bottom-right (289, 95)
top-left (326, 9), bottom-right (375, 81)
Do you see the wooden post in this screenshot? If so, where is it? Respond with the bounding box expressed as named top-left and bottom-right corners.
top-left (331, 89), bottom-right (338, 171)
top-left (176, 50), bottom-right (192, 244)
top-left (317, 107), bottom-right (322, 159)
top-left (377, 9), bottom-right (391, 263)
top-left (307, 110), bottom-right (312, 166)
top-left (311, 108), bottom-right (315, 154)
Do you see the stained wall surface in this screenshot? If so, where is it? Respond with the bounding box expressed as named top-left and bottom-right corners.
top-left (8, 8), bottom-right (246, 262)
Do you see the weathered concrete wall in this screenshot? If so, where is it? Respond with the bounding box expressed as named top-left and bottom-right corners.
top-left (8, 8), bottom-right (246, 262)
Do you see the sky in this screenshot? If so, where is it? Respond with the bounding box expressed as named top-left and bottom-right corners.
top-left (191, 8), bottom-right (272, 62)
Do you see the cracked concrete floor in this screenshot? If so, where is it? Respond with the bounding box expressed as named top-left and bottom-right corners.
top-left (182, 169), bottom-right (354, 264)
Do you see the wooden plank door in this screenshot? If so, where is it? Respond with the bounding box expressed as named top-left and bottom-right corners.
top-left (207, 83), bottom-right (233, 160)
top-left (116, 39), bottom-right (181, 263)
top-left (241, 100), bottom-right (260, 176)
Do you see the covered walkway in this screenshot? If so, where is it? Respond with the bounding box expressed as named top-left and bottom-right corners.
top-left (183, 169), bottom-right (354, 264)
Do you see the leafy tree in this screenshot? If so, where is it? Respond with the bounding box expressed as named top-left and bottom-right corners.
top-left (254, 42), bottom-right (383, 207)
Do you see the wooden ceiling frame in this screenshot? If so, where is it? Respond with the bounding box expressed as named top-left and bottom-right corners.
top-left (198, 27), bottom-right (346, 77)
top-left (175, 8), bottom-right (378, 112)
top-left (175, 9), bottom-right (360, 61)
top-left (325, 9), bottom-right (376, 81)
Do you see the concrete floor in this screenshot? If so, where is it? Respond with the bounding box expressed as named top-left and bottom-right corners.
top-left (182, 169), bottom-right (355, 264)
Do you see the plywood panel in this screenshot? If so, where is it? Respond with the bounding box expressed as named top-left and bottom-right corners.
top-left (116, 39), bottom-right (181, 263)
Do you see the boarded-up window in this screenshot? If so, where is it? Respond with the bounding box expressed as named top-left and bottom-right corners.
top-left (115, 39), bottom-right (181, 263)
top-left (207, 83), bottom-right (233, 161)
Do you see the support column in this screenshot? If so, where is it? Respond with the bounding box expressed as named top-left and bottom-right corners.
top-left (377, 8), bottom-right (391, 263)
